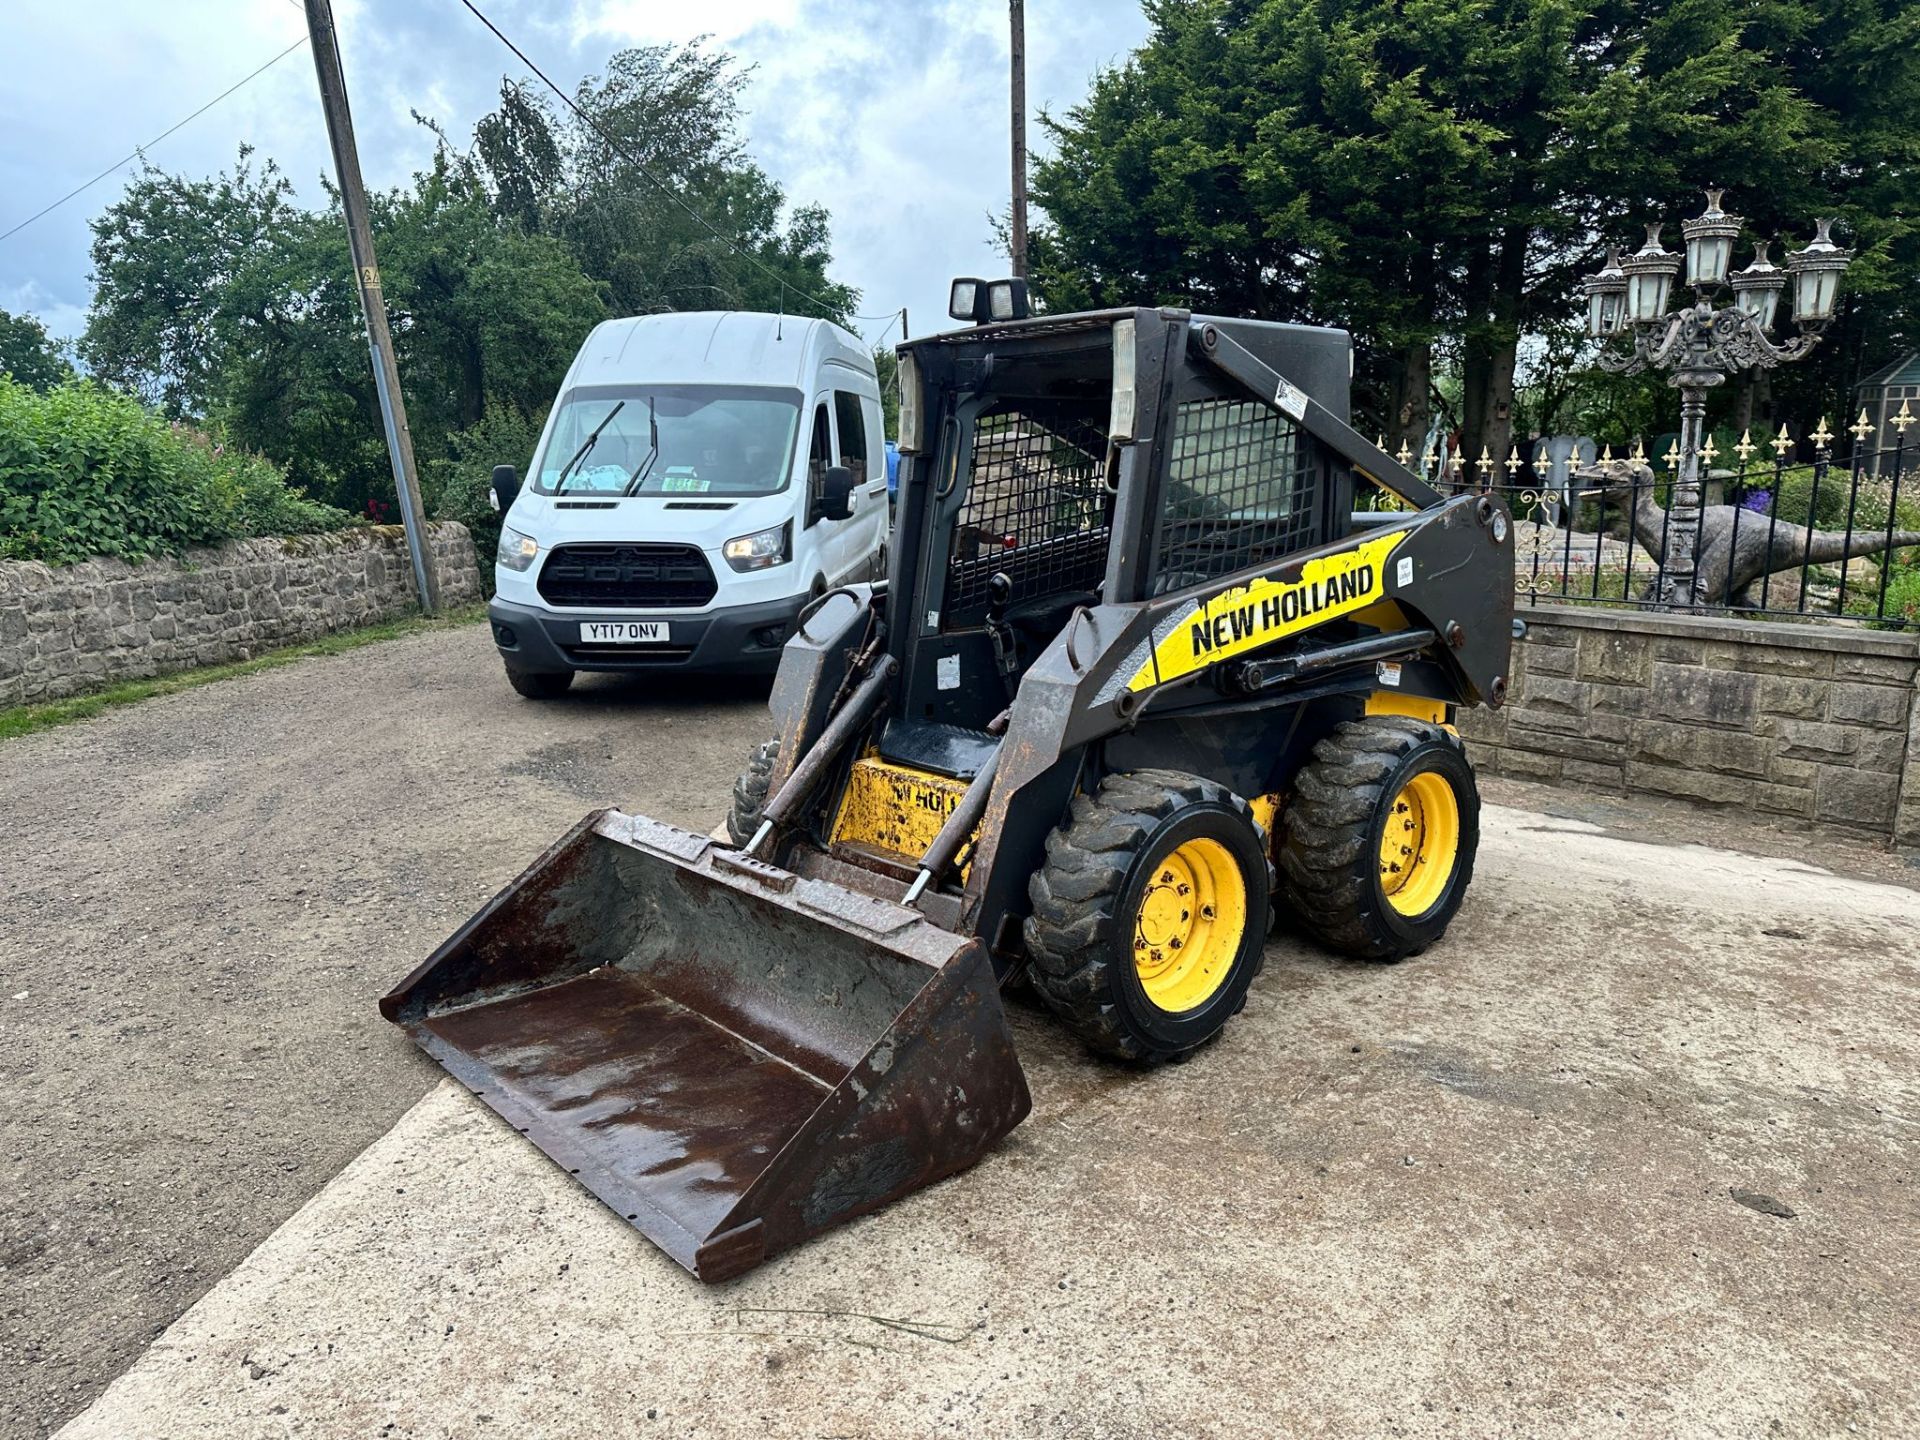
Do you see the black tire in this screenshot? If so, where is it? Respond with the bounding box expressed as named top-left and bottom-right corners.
top-left (726, 738), bottom-right (779, 846)
top-left (505, 666), bottom-right (574, 699)
top-left (1278, 717), bottom-right (1479, 962)
top-left (1023, 769), bottom-right (1272, 1063)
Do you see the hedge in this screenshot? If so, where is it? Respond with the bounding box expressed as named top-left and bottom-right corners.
top-left (0, 377), bottom-right (351, 566)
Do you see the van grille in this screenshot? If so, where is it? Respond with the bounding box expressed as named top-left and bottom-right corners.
top-left (537, 543), bottom-right (718, 609)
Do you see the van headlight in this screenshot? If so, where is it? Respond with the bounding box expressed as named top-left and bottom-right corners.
top-left (496, 526), bottom-right (539, 571)
top-left (722, 521), bottom-right (791, 572)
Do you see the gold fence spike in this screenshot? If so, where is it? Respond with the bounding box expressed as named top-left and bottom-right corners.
top-left (1395, 440), bottom-right (1413, 466)
top-left (1895, 400), bottom-right (1916, 434)
top-left (1630, 438), bottom-right (1646, 462)
top-left (1505, 445), bottom-right (1522, 475)
top-left (1663, 439), bottom-right (1681, 469)
top-left (1422, 444), bottom-right (1439, 469)
top-left (1850, 408), bottom-right (1875, 442)
top-left (1734, 428), bottom-right (1756, 462)
top-left (1811, 416), bottom-right (1833, 447)
top-left (1476, 445), bottom-right (1493, 474)
top-left (1772, 424), bottom-right (1793, 456)
top-left (1601, 442), bottom-right (1614, 463)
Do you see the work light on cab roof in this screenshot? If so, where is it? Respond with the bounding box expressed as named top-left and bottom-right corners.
top-left (948, 276), bottom-right (1031, 324)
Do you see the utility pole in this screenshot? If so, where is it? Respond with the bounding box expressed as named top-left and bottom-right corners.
top-left (1009, 0), bottom-right (1028, 280)
top-left (303, 0), bottom-right (440, 613)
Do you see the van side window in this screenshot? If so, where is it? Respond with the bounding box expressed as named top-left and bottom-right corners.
top-left (807, 401), bottom-right (833, 491)
top-left (832, 391), bottom-right (871, 480)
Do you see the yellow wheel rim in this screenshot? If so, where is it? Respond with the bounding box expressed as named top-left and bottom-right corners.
top-left (1132, 837), bottom-right (1247, 1013)
top-left (1378, 770), bottom-right (1461, 917)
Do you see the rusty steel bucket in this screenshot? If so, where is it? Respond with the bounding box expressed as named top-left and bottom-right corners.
top-left (380, 810), bottom-right (1031, 1283)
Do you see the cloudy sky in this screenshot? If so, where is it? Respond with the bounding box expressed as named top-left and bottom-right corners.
top-left (0, 0), bottom-right (1149, 352)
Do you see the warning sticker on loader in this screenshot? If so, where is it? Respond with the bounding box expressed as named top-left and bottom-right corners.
top-left (1126, 529), bottom-right (1410, 693)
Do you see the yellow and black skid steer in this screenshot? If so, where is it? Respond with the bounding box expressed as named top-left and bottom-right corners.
top-left (383, 289), bottom-right (1515, 1282)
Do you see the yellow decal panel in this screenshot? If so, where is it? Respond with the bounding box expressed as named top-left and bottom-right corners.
top-left (829, 755), bottom-right (975, 871)
top-left (1128, 530), bottom-right (1408, 692)
top-left (1366, 691), bottom-right (1450, 727)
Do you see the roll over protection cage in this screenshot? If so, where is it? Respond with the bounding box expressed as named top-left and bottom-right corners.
top-left (890, 308), bottom-right (1446, 621)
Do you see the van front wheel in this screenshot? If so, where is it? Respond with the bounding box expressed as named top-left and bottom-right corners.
top-left (505, 666), bottom-right (574, 700)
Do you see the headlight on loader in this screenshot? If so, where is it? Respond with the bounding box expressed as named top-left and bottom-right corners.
top-left (496, 526), bottom-right (539, 571)
top-left (723, 521), bottom-right (791, 572)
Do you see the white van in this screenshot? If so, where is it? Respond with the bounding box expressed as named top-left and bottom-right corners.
top-left (486, 312), bottom-right (890, 696)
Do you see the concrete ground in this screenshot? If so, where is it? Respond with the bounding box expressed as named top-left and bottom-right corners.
top-left (0, 623), bottom-right (771, 1439)
top-left (4, 619), bottom-right (1917, 1438)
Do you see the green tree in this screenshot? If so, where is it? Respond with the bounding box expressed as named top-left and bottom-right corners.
top-left (474, 44), bottom-right (858, 321)
top-left (1030, 0), bottom-right (1912, 466)
top-left (0, 310), bottom-right (74, 392)
top-left (81, 150), bottom-right (298, 416)
top-left (80, 42), bottom-right (858, 521)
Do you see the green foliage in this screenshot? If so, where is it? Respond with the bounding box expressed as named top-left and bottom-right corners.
top-left (0, 376), bottom-right (349, 565)
top-left (1765, 463), bottom-right (1920, 535)
top-left (871, 348), bottom-right (899, 440)
top-left (425, 402), bottom-right (550, 596)
top-left (78, 43), bottom-right (856, 530)
top-left (1030, 0), bottom-right (1920, 454)
top-left (1866, 562), bottom-right (1920, 629)
top-left (0, 310), bottom-right (74, 392)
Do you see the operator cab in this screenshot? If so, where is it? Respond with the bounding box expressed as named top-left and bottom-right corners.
top-left (881, 293), bottom-right (1358, 775)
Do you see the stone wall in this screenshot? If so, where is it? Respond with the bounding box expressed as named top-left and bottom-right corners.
top-left (1459, 605), bottom-right (1920, 847)
top-left (0, 523), bottom-right (480, 708)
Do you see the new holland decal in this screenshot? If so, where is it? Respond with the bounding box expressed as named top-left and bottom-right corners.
top-left (1127, 529), bottom-right (1410, 692)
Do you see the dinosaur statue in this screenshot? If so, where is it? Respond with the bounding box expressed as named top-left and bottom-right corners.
top-left (1574, 457), bottom-right (1920, 609)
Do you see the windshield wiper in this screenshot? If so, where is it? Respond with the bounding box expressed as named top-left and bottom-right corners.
top-left (552, 400), bottom-right (626, 494)
top-left (622, 397), bottom-right (660, 496)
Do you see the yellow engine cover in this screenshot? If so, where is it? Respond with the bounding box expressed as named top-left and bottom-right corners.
top-left (829, 755), bottom-right (976, 869)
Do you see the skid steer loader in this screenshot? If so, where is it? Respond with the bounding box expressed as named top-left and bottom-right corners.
top-left (383, 296), bottom-right (1515, 1282)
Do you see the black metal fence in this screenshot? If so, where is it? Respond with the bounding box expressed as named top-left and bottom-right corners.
top-left (1390, 414), bottom-right (1920, 631)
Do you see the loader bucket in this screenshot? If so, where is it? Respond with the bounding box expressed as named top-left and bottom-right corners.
top-left (380, 811), bottom-right (1030, 1283)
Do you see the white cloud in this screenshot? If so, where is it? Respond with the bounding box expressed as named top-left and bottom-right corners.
top-left (0, 0), bottom-right (1151, 348)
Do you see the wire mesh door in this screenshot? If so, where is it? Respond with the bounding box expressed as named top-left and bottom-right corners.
top-left (1151, 397), bottom-right (1319, 592)
top-left (944, 403), bottom-right (1112, 626)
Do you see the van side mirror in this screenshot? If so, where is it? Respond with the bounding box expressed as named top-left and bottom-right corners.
top-left (490, 464), bottom-right (520, 513)
top-left (816, 465), bottom-right (855, 523)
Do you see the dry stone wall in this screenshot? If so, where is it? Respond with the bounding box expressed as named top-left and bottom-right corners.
top-left (0, 523), bottom-right (480, 708)
top-left (1459, 606), bottom-right (1920, 847)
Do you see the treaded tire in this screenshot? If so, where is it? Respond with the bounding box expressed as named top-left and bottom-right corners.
top-left (1023, 769), bottom-right (1273, 1064)
top-left (505, 667), bottom-right (573, 699)
top-left (1279, 717), bottom-right (1479, 962)
top-left (726, 738), bottom-right (779, 846)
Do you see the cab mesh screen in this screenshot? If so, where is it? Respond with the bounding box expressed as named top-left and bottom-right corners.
top-left (946, 405), bottom-right (1111, 625)
top-left (1154, 398), bottom-right (1317, 587)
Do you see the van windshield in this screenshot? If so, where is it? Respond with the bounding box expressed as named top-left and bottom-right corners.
top-left (529, 385), bottom-right (804, 498)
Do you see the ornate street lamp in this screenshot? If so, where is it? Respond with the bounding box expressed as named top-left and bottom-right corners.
top-left (1581, 246), bottom-right (1627, 337)
top-left (1588, 189), bottom-right (1852, 608)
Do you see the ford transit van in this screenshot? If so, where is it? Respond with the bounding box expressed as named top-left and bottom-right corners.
top-left (487, 312), bottom-right (889, 695)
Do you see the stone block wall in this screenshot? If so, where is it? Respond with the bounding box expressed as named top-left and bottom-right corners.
top-left (1458, 605), bottom-right (1920, 847)
top-left (0, 523), bottom-right (480, 708)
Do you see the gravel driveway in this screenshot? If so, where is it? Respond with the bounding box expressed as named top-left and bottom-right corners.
top-left (0, 621), bottom-right (770, 1439)
top-left (7, 618), bottom-right (1918, 1439)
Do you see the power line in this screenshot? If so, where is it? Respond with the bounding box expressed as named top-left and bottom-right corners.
top-left (453, 0), bottom-right (899, 326)
top-left (0, 34), bottom-right (312, 246)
